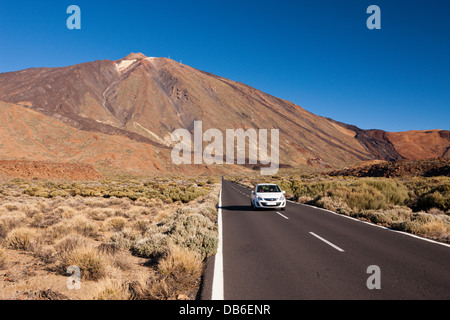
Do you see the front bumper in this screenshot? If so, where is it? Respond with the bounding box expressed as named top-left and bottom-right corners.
top-left (254, 199), bottom-right (286, 209)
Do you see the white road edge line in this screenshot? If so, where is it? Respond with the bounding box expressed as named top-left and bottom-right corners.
top-left (276, 211), bottom-right (289, 220)
top-left (211, 187), bottom-right (224, 300)
top-left (309, 232), bottom-right (345, 252)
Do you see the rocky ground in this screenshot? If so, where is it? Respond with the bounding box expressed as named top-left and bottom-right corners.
top-left (327, 158), bottom-right (449, 178)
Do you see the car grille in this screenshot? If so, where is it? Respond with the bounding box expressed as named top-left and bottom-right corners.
top-left (261, 202), bottom-right (281, 207)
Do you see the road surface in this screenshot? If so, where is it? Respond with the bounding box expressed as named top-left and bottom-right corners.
top-left (202, 178), bottom-right (450, 300)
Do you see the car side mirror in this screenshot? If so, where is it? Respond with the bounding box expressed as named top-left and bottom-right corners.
top-left (282, 191), bottom-right (286, 194)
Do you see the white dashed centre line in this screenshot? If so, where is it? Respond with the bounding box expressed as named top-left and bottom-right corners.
top-left (276, 211), bottom-right (289, 220)
top-left (309, 232), bottom-right (345, 252)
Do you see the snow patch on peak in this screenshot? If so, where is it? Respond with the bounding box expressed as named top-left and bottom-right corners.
top-left (115, 59), bottom-right (136, 72)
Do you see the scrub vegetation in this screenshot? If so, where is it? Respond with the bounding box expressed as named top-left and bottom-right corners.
top-left (0, 176), bottom-right (220, 300)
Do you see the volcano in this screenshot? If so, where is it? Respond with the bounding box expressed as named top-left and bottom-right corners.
top-left (0, 53), bottom-right (448, 176)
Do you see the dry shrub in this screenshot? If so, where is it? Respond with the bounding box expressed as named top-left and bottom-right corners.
top-left (36, 201), bottom-right (50, 213)
top-left (198, 206), bottom-right (218, 223)
top-left (154, 207), bottom-right (173, 222)
top-left (127, 206), bottom-right (153, 218)
top-left (132, 219), bottom-right (151, 235)
top-left (57, 206), bottom-right (76, 219)
top-left (64, 196), bottom-right (85, 210)
top-left (46, 221), bottom-right (73, 241)
top-left (20, 204), bottom-right (40, 218)
top-left (142, 276), bottom-right (172, 300)
top-left (30, 212), bottom-right (45, 228)
top-left (108, 228), bottom-right (142, 250)
top-left (59, 245), bottom-right (107, 281)
top-left (314, 196), bottom-right (351, 215)
top-left (2, 203), bottom-right (19, 212)
top-left (88, 208), bottom-right (114, 221)
top-left (106, 197), bottom-right (129, 207)
top-left (158, 245), bottom-right (202, 280)
top-left (165, 212), bottom-right (218, 258)
top-left (55, 234), bottom-right (107, 281)
top-left (155, 245), bottom-right (202, 299)
top-left (360, 207), bottom-right (412, 225)
top-left (0, 212), bottom-right (27, 232)
top-left (131, 233), bottom-right (170, 263)
top-left (49, 213), bottom-right (98, 240)
top-left (6, 227), bottom-right (40, 251)
top-left (55, 235), bottom-right (90, 255)
top-left (392, 220), bottom-right (424, 235)
top-left (135, 197), bottom-right (163, 208)
top-left (422, 221), bottom-right (448, 240)
top-left (70, 216), bottom-right (98, 238)
top-left (93, 278), bottom-right (131, 300)
top-left (137, 245), bottom-right (202, 300)
top-left (103, 217), bottom-right (127, 232)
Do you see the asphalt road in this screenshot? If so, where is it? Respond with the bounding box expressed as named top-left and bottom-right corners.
top-left (202, 178), bottom-right (450, 300)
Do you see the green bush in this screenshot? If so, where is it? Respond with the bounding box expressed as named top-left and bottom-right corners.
top-left (50, 190), bottom-right (69, 197)
top-left (415, 189), bottom-right (450, 212)
top-left (288, 178), bottom-right (411, 213)
top-left (20, 179), bottom-right (210, 204)
top-left (343, 185), bottom-right (387, 211)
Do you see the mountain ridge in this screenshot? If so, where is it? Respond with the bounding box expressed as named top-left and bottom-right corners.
top-left (0, 53), bottom-right (448, 175)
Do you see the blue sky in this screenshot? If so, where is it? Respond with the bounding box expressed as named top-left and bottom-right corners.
top-left (0, 0), bottom-right (448, 132)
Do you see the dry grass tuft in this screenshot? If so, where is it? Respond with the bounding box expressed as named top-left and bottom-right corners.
top-left (103, 217), bottom-right (127, 232)
top-left (136, 245), bottom-right (203, 300)
top-left (5, 227), bottom-right (39, 251)
top-left (157, 245), bottom-right (203, 281)
top-left (93, 278), bottom-right (131, 300)
top-left (59, 245), bottom-right (107, 281)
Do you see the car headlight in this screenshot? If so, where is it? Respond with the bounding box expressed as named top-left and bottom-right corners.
top-left (257, 196), bottom-right (263, 201)
top-left (279, 195), bottom-right (285, 201)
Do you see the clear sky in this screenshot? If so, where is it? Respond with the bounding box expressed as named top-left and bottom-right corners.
top-left (0, 0), bottom-right (448, 132)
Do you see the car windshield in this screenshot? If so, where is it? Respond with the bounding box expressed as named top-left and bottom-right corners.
top-left (257, 185), bottom-right (281, 193)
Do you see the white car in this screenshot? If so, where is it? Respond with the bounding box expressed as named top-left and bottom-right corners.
top-left (250, 183), bottom-right (286, 210)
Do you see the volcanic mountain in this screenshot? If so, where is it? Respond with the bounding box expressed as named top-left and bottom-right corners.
top-left (0, 52), bottom-right (448, 176)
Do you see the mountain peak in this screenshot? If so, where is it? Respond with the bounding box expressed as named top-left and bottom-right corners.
top-left (121, 52), bottom-right (147, 61)
top-left (0, 55), bottom-right (448, 174)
